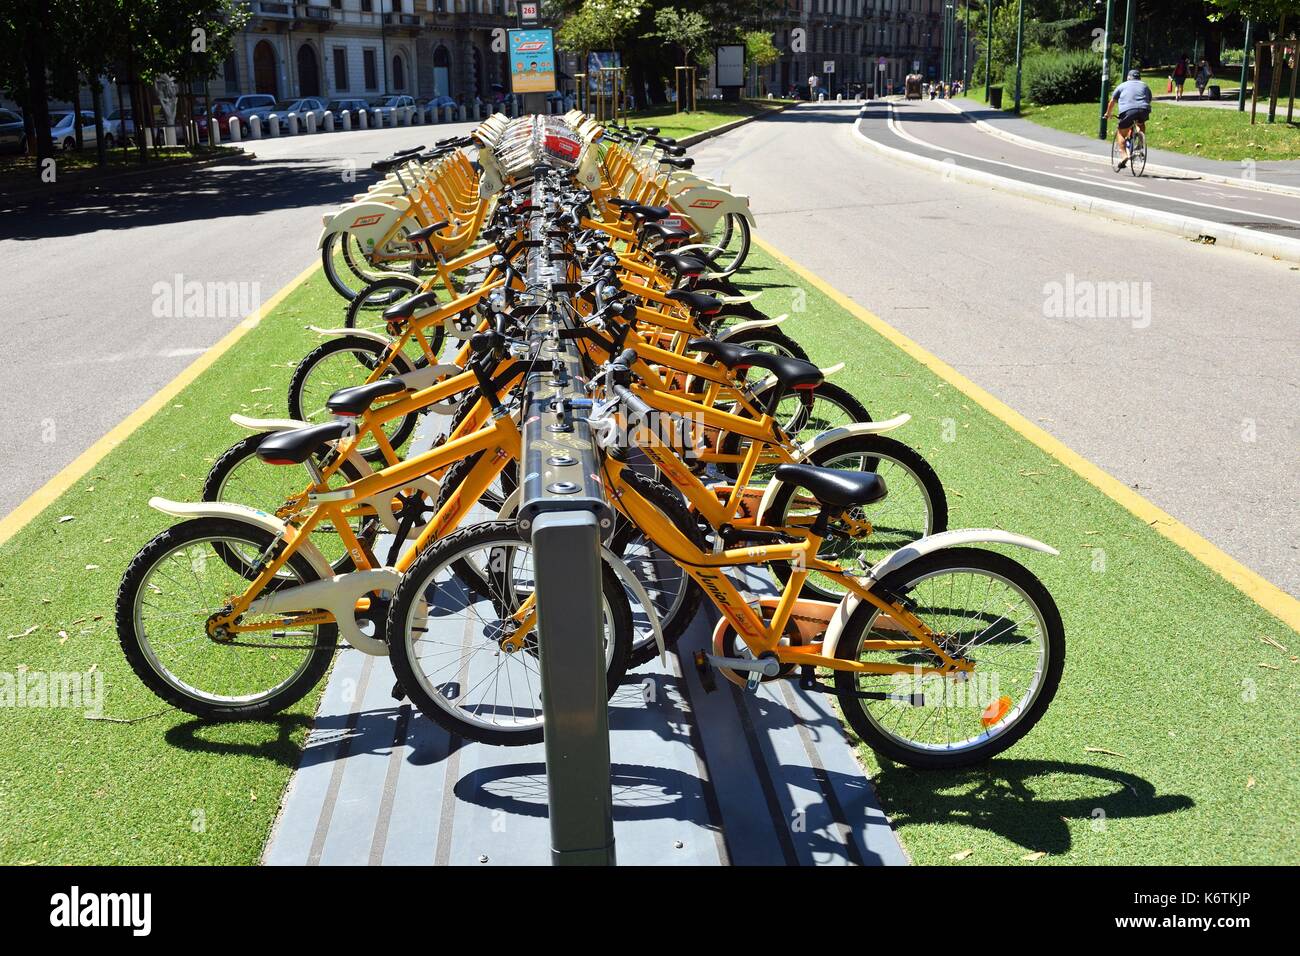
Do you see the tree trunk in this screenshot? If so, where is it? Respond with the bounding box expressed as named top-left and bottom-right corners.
top-left (23, 2), bottom-right (55, 163)
top-left (92, 78), bottom-right (107, 167)
top-left (1268, 15), bottom-right (1287, 122)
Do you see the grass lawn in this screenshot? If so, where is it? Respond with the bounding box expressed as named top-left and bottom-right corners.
top-left (964, 71), bottom-right (1300, 162)
top-left (625, 98), bottom-right (795, 140)
top-left (1, 242), bottom-right (1296, 866)
top-left (0, 145), bottom-right (241, 193)
top-left (0, 267), bottom-right (347, 864)
top-left (741, 242), bottom-right (1298, 865)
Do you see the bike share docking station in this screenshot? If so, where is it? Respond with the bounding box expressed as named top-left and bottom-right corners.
top-left (262, 146), bottom-right (907, 869)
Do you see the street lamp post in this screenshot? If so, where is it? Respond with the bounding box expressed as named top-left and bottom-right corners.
top-left (1120, 0), bottom-right (1136, 79)
top-left (985, 0), bottom-right (995, 101)
top-left (1098, 0), bottom-right (1115, 138)
top-left (1238, 19), bottom-right (1253, 111)
top-left (963, 0), bottom-right (971, 88)
top-left (1012, 0), bottom-right (1024, 111)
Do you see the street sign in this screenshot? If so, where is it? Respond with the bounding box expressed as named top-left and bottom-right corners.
top-left (878, 57), bottom-right (887, 71)
top-left (519, 1), bottom-right (540, 25)
top-left (508, 28), bottom-right (557, 94)
top-left (823, 60), bottom-right (835, 74)
top-left (913, 59), bottom-right (921, 72)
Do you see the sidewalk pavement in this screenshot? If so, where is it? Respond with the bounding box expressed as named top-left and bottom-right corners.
top-left (947, 96), bottom-right (1300, 192)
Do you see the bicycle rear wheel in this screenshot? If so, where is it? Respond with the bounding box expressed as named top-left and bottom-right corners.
top-left (1129, 131), bottom-right (1147, 176)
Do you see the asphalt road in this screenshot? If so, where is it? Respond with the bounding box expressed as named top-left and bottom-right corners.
top-left (0, 120), bottom-right (476, 520)
top-left (860, 97), bottom-right (1300, 239)
top-left (689, 102), bottom-right (1299, 596)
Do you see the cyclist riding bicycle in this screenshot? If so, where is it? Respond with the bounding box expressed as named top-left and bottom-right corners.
top-left (1105, 69), bottom-right (1152, 170)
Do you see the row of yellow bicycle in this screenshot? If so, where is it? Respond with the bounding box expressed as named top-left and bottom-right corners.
top-left (116, 110), bottom-right (1065, 769)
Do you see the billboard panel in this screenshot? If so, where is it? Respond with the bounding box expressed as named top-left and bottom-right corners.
top-left (509, 29), bottom-right (557, 94)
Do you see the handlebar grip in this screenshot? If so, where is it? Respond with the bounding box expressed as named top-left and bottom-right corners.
top-left (614, 348), bottom-right (638, 369)
top-left (613, 384), bottom-right (654, 423)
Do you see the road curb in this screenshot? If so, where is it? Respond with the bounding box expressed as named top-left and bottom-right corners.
top-left (1, 148), bottom-right (256, 203)
top-left (679, 101), bottom-right (803, 148)
top-left (852, 105), bottom-right (1300, 266)
top-left (939, 98), bottom-right (1300, 200)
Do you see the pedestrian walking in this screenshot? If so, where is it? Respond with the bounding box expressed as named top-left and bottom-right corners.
top-left (1173, 54), bottom-right (1189, 101)
top-left (1195, 58), bottom-right (1213, 98)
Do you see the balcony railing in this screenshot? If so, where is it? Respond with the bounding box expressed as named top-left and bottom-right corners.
top-left (256, 0), bottom-right (293, 16)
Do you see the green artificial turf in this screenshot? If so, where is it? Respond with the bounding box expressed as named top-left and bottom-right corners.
top-left (624, 99), bottom-right (794, 140)
top-left (0, 268), bottom-right (351, 864)
top-left (0, 242), bottom-right (1296, 866)
top-left (737, 244), bottom-right (1299, 866)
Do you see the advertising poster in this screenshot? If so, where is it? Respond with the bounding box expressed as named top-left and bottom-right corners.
top-left (509, 28), bottom-right (557, 94)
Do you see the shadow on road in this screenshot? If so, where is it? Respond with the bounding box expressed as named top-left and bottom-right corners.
top-left (1, 155), bottom-right (377, 242)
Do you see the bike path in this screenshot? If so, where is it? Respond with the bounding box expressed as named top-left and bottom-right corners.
top-left (858, 98), bottom-right (1300, 240)
top-left (262, 415), bottom-right (908, 867)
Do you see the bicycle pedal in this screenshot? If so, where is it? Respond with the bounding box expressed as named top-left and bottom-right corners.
top-left (391, 680), bottom-right (407, 702)
top-left (692, 649), bottom-right (716, 693)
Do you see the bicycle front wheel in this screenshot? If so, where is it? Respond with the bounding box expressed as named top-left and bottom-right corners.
top-left (386, 521), bottom-right (633, 746)
top-left (116, 518), bottom-right (337, 719)
top-left (832, 547), bottom-right (1064, 769)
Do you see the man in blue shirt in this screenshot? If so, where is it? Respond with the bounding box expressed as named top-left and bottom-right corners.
top-left (1104, 70), bottom-right (1153, 170)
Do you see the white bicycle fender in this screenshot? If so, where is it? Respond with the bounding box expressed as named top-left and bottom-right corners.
top-left (602, 547), bottom-right (667, 662)
top-left (820, 530), bottom-right (1059, 659)
top-left (246, 568), bottom-right (400, 657)
top-left (231, 414), bottom-right (311, 431)
top-left (715, 315), bottom-right (787, 340)
top-left (147, 498), bottom-right (335, 581)
top-left (307, 326), bottom-right (394, 347)
top-left (756, 417), bottom-right (914, 520)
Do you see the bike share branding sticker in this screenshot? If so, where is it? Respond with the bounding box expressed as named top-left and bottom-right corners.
top-left (351, 213), bottom-right (385, 228)
top-left (544, 134), bottom-right (581, 162)
top-left (687, 198), bottom-right (722, 210)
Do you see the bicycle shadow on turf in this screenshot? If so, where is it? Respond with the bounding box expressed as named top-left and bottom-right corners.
top-left (164, 712), bottom-right (315, 768)
top-left (869, 758), bottom-right (1194, 856)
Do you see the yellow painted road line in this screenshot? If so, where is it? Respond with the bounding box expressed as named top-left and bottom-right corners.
top-left (755, 235), bottom-right (1300, 632)
top-left (0, 261), bottom-right (320, 549)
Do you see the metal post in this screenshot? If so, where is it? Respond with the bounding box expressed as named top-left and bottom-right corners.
top-left (519, 171), bottom-right (617, 866)
top-left (1098, 0), bottom-right (1115, 138)
top-left (1013, 0), bottom-right (1025, 111)
top-left (963, 0), bottom-right (971, 87)
top-left (1120, 0), bottom-right (1136, 79)
top-left (1238, 20), bottom-right (1252, 111)
top-left (985, 0), bottom-right (995, 101)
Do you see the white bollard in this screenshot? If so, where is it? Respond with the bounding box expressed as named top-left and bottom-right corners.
top-left (268, 114), bottom-right (280, 137)
top-left (429, 106), bottom-right (440, 124)
top-left (371, 109), bottom-right (382, 128)
top-left (818, 92), bottom-right (826, 101)
top-left (457, 104), bottom-right (467, 122)
top-left (357, 109), bottom-right (367, 130)
top-left (836, 93), bottom-right (843, 101)
top-left (323, 111), bottom-right (334, 132)
top-left (288, 113), bottom-right (299, 135)
top-left (248, 115), bottom-right (261, 139)
top-left (306, 112), bottom-right (317, 133)
top-left (340, 110), bottom-right (350, 131)
top-left (144, 126), bottom-right (154, 148)
top-left (414, 106), bottom-right (424, 125)
top-left (209, 120), bottom-right (220, 146)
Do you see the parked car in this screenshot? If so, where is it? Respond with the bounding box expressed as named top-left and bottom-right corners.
top-left (104, 107), bottom-right (135, 144)
top-left (0, 107), bottom-right (26, 154)
top-left (423, 95), bottom-right (457, 116)
top-left (50, 110), bottom-right (108, 150)
top-left (269, 97), bottom-right (326, 128)
top-left (208, 94), bottom-right (276, 136)
top-left (194, 101), bottom-right (241, 141)
top-left (324, 98), bottom-right (369, 120)
top-left (368, 94), bottom-right (416, 121)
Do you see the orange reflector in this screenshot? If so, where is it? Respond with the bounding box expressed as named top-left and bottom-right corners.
top-left (981, 696), bottom-right (1012, 726)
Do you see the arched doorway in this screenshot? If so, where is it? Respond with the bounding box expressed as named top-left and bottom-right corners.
top-left (433, 45), bottom-right (451, 98)
top-left (391, 53), bottom-right (406, 92)
top-left (297, 44), bottom-right (320, 97)
top-left (253, 41), bottom-right (279, 97)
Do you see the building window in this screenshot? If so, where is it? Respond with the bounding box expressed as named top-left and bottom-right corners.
top-left (223, 54), bottom-right (238, 94)
top-left (361, 0), bottom-right (373, 11)
top-left (333, 47), bottom-right (349, 90)
top-left (363, 49), bottom-right (378, 90)
top-left (392, 54), bottom-right (406, 90)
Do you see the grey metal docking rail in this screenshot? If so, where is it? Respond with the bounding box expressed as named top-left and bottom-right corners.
top-left (515, 166), bottom-right (618, 865)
